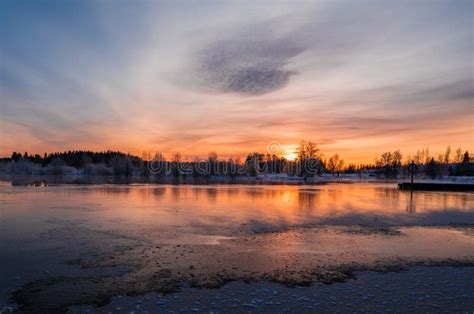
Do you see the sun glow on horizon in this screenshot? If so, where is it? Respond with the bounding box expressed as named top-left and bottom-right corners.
top-left (280, 145), bottom-right (298, 161)
top-left (283, 152), bottom-right (297, 161)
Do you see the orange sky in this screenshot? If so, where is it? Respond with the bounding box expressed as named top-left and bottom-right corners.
top-left (1, 1), bottom-right (473, 164)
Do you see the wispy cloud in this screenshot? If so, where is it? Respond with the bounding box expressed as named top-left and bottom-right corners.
top-left (0, 0), bottom-right (472, 162)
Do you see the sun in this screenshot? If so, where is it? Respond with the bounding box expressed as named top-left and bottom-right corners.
top-left (284, 152), bottom-right (297, 161)
top-left (280, 145), bottom-right (298, 161)
top-left (281, 145), bottom-right (298, 161)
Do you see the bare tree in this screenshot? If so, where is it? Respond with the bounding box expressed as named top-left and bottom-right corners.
top-left (306, 142), bottom-right (320, 159)
top-left (208, 152), bottom-right (218, 175)
top-left (424, 148), bottom-right (431, 164)
top-left (454, 148), bottom-right (463, 163)
top-left (296, 140), bottom-right (308, 160)
top-left (296, 140), bottom-right (320, 160)
top-left (296, 140), bottom-right (322, 178)
top-left (437, 154), bottom-right (444, 164)
top-left (171, 153), bottom-right (181, 177)
top-left (392, 150), bottom-right (402, 167)
top-left (376, 150), bottom-right (402, 178)
top-left (413, 150), bottom-right (422, 165)
top-left (327, 154), bottom-right (344, 177)
top-left (444, 146), bottom-right (451, 164)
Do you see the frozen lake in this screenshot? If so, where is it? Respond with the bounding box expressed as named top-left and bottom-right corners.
top-left (1, 182), bottom-right (473, 311)
top-left (1, 182), bottom-right (473, 236)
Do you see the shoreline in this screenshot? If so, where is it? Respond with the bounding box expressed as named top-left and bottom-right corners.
top-left (2, 174), bottom-right (474, 188)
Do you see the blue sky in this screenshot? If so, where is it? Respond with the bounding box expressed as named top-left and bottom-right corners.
top-left (1, 0), bottom-right (472, 162)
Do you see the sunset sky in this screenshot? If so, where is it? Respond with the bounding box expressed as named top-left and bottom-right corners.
top-left (1, 0), bottom-right (473, 164)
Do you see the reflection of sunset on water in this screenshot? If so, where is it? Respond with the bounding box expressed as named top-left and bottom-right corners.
top-left (2, 184), bottom-right (472, 241)
top-left (1, 182), bottom-right (473, 313)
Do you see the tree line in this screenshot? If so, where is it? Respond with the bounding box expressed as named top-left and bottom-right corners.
top-left (1, 143), bottom-right (472, 178)
top-left (375, 146), bottom-right (472, 178)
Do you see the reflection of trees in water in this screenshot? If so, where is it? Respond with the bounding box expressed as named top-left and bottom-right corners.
top-left (166, 186), bottom-right (220, 204)
top-left (380, 187), bottom-right (401, 200)
top-left (240, 188), bottom-right (282, 200)
top-left (19, 181), bottom-right (470, 216)
top-left (205, 188), bottom-right (217, 203)
top-left (152, 187), bottom-right (166, 198)
top-left (191, 187), bottom-right (202, 200)
top-left (165, 186), bottom-right (473, 215)
top-left (305, 188), bottom-right (339, 212)
top-left (406, 190), bottom-right (416, 213)
top-left (177, 186), bottom-right (271, 204)
top-left (243, 187), bottom-right (264, 199)
top-left (223, 187), bottom-right (240, 198)
top-left (92, 186), bottom-right (132, 196)
top-left (86, 186), bottom-right (168, 203)
top-left (460, 194), bottom-right (469, 208)
top-left (230, 186), bottom-right (321, 213)
top-left (442, 193), bottom-right (448, 209)
top-left (325, 189), bottom-right (340, 204)
top-left (297, 190), bottom-right (318, 212)
top-left (446, 193), bottom-right (473, 210)
top-left (403, 190), bottom-right (473, 213)
top-left (170, 186), bottom-right (181, 201)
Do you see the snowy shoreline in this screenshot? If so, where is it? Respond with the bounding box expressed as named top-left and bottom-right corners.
top-left (2, 173), bottom-right (474, 186)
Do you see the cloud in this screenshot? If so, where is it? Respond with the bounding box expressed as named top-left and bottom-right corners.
top-left (1, 0), bottom-right (472, 161)
top-left (194, 39), bottom-right (303, 95)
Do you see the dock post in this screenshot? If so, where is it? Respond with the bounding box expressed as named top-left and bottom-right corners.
top-left (408, 160), bottom-right (417, 190)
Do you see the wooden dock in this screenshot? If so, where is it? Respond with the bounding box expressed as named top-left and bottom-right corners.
top-left (398, 182), bottom-right (474, 192)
